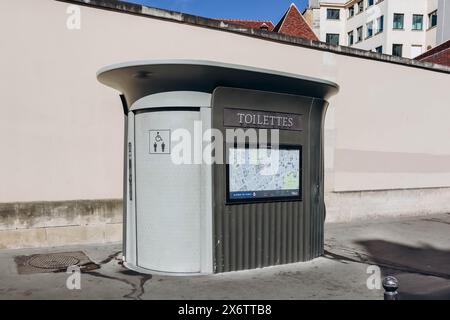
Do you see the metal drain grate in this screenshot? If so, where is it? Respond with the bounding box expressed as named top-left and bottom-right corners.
top-left (27, 254), bottom-right (80, 269)
top-left (15, 251), bottom-right (93, 274)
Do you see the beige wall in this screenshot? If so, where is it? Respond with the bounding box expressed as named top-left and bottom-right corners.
top-left (1, 0), bottom-right (450, 210)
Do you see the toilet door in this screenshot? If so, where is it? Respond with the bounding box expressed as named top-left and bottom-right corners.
top-left (134, 109), bottom-right (201, 273)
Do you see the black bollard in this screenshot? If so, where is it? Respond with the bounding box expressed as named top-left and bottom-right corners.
top-left (382, 276), bottom-right (399, 300)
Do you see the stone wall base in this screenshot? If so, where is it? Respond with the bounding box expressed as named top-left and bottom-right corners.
top-left (1, 189), bottom-right (449, 249)
top-left (326, 187), bottom-right (450, 223)
top-left (0, 199), bottom-right (122, 249)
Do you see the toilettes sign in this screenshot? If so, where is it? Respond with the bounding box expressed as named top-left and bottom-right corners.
top-left (223, 108), bottom-right (303, 131)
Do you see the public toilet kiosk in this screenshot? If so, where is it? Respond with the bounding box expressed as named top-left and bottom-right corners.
top-left (97, 60), bottom-right (339, 275)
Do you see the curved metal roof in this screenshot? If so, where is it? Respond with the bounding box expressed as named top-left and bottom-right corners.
top-left (97, 60), bottom-right (339, 108)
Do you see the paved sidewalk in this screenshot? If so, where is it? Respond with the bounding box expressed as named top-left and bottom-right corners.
top-left (0, 213), bottom-right (449, 300)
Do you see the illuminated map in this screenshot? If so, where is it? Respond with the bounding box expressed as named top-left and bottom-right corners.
top-left (229, 148), bottom-right (300, 193)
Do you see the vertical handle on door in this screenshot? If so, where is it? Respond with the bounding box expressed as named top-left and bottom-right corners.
top-left (128, 142), bottom-right (133, 201)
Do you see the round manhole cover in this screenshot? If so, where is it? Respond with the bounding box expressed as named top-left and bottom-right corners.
top-left (28, 254), bottom-right (80, 269)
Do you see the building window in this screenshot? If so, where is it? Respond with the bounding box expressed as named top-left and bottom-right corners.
top-left (348, 31), bottom-right (354, 45)
top-left (327, 8), bottom-right (340, 20)
top-left (428, 10), bottom-right (437, 28)
top-left (392, 44), bottom-right (403, 57)
top-left (348, 6), bottom-right (355, 18)
top-left (411, 45), bottom-right (423, 58)
top-left (393, 13), bottom-right (404, 29)
top-left (366, 21), bottom-right (374, 38)
top-left (412, 14), bottom-right (423, 30)
top-left (326, 33), bottom-right (340, 45)
top-left (375, 46), bottom-right (383, 53)
top-left (376, 15), bottom-right (384, 33)
top-left (367, 0), bottom-right (374, 8)
top-left (357, 26), bottom-right (363, 42)
top-left (358, 1), bottom-right (364, 13)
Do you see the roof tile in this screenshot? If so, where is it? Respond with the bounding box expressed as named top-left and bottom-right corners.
top-left (215, 19), bottom-right (275, 31)
top-left (215, 3), bottom-right (318, 41)
top-left (416, 40), bottom-right (450, 67)
top-left (273, 3), bottom-right (318, 41)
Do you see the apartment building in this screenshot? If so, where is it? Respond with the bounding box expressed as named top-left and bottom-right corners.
top-left (305, 0), bottom-right (449, 58)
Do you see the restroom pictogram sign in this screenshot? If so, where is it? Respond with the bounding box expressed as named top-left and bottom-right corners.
top-left (149, 130), bottom-right (170, 154)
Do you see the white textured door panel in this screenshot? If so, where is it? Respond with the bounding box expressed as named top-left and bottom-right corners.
top-left (134, 110), bottom-right (201, 273)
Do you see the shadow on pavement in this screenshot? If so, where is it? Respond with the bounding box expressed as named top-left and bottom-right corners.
top-left (356, 240), bottom-right (450, 300)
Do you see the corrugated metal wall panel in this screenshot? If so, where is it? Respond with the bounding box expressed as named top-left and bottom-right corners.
top-left (216, 201), bottom-right (314, 272)
top-left (212, 87), bottom-right (327, 273)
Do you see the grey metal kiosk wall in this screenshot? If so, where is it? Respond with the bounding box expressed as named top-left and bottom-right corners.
top-left (212, 87), bottom-right (330, 273)
top-left (97, 60), bottom-right (338, 275)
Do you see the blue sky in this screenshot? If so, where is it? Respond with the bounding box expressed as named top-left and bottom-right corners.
top-left (123, 0), bottom-right (309, 23)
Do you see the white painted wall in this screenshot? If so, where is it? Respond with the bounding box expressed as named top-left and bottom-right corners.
top-left (385, 0), bottom-right (429, 57)
top-left (346, 0), bottom-right (387, 51)
top-left (426, 23), bottom-right (438, 49)
top-left (436, 0), bottom-right (450, 45)
top-left (319, 5), bottom-right (346, 45)
top-left (1, 0), bottom-right (450, 211)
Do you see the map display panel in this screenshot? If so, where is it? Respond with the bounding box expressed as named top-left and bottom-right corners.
top-left (228, 147), bottom-right (301, 201)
